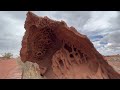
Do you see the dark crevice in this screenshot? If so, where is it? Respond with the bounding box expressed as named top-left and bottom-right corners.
top-left (74, 48), bottom-right (76, 51)
top-left (70, 54), bottom-right (74, 58)
top-left (75, 53), bottom-right (78, 56)
top-left (59, 60), bottom-right (64, 68)
top-left (40, 74), bottom-right (44, 77)
top-left (37, 52), bottom-right (42, 56)
top-left (30, 25), bottom-right (37, 31)
top-left (64, 43), bottom-right (72, 52)
top-left (84, 54), bottom-right (88, 60)
top-left (78, 50), bottom-right (84, 58)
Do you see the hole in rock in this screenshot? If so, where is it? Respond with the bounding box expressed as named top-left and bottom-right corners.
top-left (64, 43), bottom-right (72, 52)
top-left (84, 54), bottom-right (88, 60)
top-left (75, 53), bottom-right (78, 56)
top-left (78, 50), bottom-right (84, 58)
top-left (59, 60), bottom-right (64, 67)
top-left (70, 54), bottom-right (74, 58)
top-left (43, 49), bottom-right (46, 52)
top-left (47, 40), bottom-right (51, 44)
top-left (40, 74), bottom-right (44, 77)
top-left (74, 48), bottom-right (76, 51)
top-left (30, 25), bottom-right (37, 31)
top-left (37, 52), bottom-right (42, 56)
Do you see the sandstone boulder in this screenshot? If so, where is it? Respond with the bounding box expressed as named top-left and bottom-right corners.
top-left (20, 11), bottom-right (120, 79)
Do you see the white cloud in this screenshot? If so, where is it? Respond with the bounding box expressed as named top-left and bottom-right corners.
top-left (0, 11), bottom-right (120, 56)
top-left (0, 11), bottom-right (25, 57)
top-left (84, 20), bottom-right (111, 32)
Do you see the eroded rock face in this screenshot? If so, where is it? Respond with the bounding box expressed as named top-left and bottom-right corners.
top-left (20, 11), bottom-right (120, 79)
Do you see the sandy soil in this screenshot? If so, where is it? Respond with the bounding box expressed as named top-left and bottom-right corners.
top-left (0, 58), bottom-right (22, 79)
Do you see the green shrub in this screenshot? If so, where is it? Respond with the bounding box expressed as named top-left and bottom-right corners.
top-left (2, 52), bottom-right (13, 59)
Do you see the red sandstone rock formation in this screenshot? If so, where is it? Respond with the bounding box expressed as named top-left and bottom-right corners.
top-left (20, 11), bottom-right (120, 79)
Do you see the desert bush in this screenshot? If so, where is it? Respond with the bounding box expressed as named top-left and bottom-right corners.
top-left (2, 52), bottom-right (13, 59)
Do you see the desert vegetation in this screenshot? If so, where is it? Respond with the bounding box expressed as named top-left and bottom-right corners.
top-left (1, 52), bottom-right (13, 59)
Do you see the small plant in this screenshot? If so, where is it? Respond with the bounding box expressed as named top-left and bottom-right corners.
top-left (2, 52), bottom-right (13, 59)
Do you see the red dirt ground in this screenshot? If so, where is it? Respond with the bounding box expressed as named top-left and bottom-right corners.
top-left (0, 55), bottom-right (120, 79)
top-left (0, 58), bottom-right (22, 79)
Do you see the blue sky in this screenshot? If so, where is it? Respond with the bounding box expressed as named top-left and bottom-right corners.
top-left (0, 11), bottom-right (120, 57)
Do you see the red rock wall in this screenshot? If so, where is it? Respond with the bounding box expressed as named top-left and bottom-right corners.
top-left (20, 11), bottom-right (120, 79)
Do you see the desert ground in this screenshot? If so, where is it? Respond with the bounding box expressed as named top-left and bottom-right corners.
top-left (0, 55), bottom-right (119, 79)
top-left (0, 57), bottom-right (45, 79)
top-left (0, 58), bottom-right (22, 79)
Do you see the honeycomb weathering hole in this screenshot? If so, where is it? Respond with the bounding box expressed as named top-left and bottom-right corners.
top-left (30, 25), bottom-right (37, 31)
top-left (70, 54), bottom-right (74, 58)
top-left (64, 43), bottom-right (72, 52)
top-left (20, 11), bottom-right (120, 79)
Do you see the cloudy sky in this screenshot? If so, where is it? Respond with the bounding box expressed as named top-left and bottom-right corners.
top-left (0, 11), bottom-right (120, 57)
